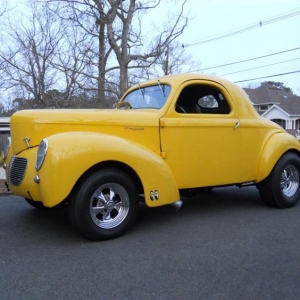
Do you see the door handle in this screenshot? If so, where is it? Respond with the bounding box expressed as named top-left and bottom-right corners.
top-left (233, 120), bottom-right (240, 130)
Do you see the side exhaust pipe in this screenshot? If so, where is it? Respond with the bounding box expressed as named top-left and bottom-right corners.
top-left (170, 200), bottom-right (183, 210)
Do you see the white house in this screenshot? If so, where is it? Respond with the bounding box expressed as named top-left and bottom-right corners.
top-left (244, 84), bottom-right (300, 139)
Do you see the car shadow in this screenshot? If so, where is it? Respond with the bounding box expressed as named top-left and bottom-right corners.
top-left (8, 186), bottom-right (265, 243)
top-left (132, 186), bottom-right (265, 233)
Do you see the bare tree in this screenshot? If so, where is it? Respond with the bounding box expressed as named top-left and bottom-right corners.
top-left (0, 0), bottom-right (190, 112)
top-left (47, 0), bottom-right (115, 102)
top-left (0, 0), bottom-right (8, 17)
top-left (105, 0), bottom-right (188, 95)
top-left (0, 6), bottom-right (63, 107)
top-left (132, 41), bottom-right (201, 80)
top-left (47, 0), bottom-right (188, 97)
top-left (0, 2), bottom-right (96, 109)
top-left (0, 1), bottom-right (9, 89)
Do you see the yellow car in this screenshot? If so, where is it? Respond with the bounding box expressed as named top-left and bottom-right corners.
top-left (3, 73), bottom-right (300, 240)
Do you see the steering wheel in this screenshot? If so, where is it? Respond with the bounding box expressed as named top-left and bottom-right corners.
top-left (175, 104), bottom-right (186, 113)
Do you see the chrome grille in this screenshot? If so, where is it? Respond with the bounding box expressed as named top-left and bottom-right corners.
top-left (9, 156), bottom-right (28, 186)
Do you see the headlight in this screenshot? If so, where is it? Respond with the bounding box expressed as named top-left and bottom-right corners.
top-left (3, 137), bottom-right (11, 161)
top-left (35, 139), bottom-right (48, 171)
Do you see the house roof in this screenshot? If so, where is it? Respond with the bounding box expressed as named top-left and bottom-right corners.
top-left (261, 104), bottom-right (289, 118)
top-left (275, 96), bottom-right (300, 115)
top-left (243, 84), bottom-right (300, 115)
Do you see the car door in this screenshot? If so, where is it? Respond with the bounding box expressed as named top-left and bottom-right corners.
top-left (159, 80), bottom-right (242, 189)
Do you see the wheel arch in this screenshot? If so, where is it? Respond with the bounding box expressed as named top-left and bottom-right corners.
top-left (71, 160), bottom-right (144, 199)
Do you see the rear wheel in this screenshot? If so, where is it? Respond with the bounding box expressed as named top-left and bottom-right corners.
top-left (257, 153), bottom-right (300, 208)
top-left (69, 169), bottom-right (139, 240)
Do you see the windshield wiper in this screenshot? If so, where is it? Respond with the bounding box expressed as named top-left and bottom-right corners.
top-left (156, 78), bottom-right (165, 97)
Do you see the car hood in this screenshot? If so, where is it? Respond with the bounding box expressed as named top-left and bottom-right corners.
top-left (10, 108), bottom-right (161, 154)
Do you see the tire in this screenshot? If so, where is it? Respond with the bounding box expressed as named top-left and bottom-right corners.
top-left (69, 169), bottom-right (139, 241)
top-left (24, 198), bottom-right (47, 209)
top-left (257, 153), bottom-right (300, 208)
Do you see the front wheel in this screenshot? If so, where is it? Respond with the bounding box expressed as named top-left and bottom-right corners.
top-left (257, 153), bottom-right (300, 208)
top-left (69, 169), bottom-right (139, 240)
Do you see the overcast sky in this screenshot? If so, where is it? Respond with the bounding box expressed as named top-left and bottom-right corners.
top-left (6, 0), bottom-right (300, 95)
top-left (176, 0), bottom-right (300, 94)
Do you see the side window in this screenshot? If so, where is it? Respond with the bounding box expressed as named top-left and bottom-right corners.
top-left (175, 84), bottom-right (231, 114)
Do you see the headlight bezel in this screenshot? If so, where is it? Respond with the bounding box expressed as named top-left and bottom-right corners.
top-left (3, 137), bottom-right (11, 161)
top-left (35, 139), bottom-right (49, 171)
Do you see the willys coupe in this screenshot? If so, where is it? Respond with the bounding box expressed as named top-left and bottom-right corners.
top-left (3, 73), bottom-right (300, 240)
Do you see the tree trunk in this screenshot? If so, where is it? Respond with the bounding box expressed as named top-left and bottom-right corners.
top-left (98, 21), bottom-right (106, 103)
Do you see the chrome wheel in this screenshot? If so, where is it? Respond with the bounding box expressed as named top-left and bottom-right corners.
top-left (70, 169), bottom-right (138, 240)
top-left (257, 153), bottom-right (300, 208)
top-left (89, 183), bottom-right (130, 229)
top-left (280, 165), bottom-right (299, 197)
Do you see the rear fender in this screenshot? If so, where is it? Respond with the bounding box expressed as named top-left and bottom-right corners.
top-left (257, 132), bottom-right (300, 182)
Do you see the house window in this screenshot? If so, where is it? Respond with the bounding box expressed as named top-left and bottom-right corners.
top-left (259, 105), bottom-right (268, 111)
top-left (271, 119), bottom-right (286, 129)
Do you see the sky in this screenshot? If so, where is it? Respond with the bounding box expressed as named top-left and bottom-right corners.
top-left (174, 0), bottom-right (300, 95)
top-left (4, 0), bottom-right (300, 95)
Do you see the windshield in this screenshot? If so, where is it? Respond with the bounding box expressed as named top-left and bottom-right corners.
top-left (122, 84), bottom-right (171, 109)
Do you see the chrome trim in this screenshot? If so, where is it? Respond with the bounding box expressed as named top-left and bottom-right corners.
top-left (281, 165), bottom-right (299, 197)
top-left (23, 137), bottom-right (31, 149)
top-left (170, 200), bottom-right (183, 210)
top-left (34, 175), bottom-right (40, 184)
top-left (35, 139), bottom-right (48, 171)
top-left (90, 183), bottom-right (130, 229)
top-left (8, 156), bottom-right (28, 186)
top-left (233, 120), bottom-right (240, 130)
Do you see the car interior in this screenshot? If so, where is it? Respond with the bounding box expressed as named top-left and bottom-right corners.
top-left (175, 84), bottom-right (231, 114)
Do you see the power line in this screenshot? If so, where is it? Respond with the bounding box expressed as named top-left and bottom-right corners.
top-left (185, 7), bottom-right (300, 48)
top-left (219, 57), bottom-right (300, 76)
top-left (190, 46), bottom-right (300, 72)
top-left (234, 70), bottom-right (300, 83)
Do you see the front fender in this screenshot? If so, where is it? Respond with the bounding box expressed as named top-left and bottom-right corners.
top-left (257, 132), bottom-right (300, 182)
top-left (38, 132), bottom-right (179, 207)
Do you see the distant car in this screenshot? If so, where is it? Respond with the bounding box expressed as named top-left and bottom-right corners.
top-left (3, 73), bottom-right (300, 240)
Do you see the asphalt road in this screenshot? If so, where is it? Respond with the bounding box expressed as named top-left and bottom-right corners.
top-left (1, 186), bottom-right (300, 300)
